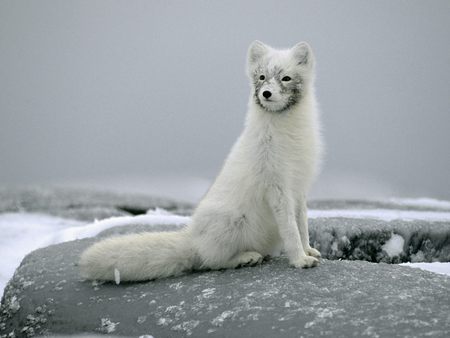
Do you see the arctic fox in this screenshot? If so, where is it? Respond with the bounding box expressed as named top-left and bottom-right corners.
top-left (79, 41), bottom-right (323, 281)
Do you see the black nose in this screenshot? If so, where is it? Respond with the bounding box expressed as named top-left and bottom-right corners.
top-left (262, 91), bottom-right (272, 99)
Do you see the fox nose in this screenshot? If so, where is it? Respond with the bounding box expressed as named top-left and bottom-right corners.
top-left (262, 91), bottom-right (272, 99)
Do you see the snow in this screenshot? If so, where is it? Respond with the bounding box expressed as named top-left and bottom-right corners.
top-left (0, 213), bottom-right (84, 294)
top-left (0, 211), bottom-right (189, 295)
top-left (389, 198), bottom-right (450, 210)
top-left (202, 288), bottom-right (216, 298)
top-left (99, 318), bottom-right (119, 333)
top-left (400, 262), bottom-right (450, 277)
top-left (211, 310), bottom-right (235, 327)
top-left (382, 234), bottom-right (405, 257)
top-left (308, 209), bottom-right (450, 222)
top-left (56, 213), bottom-right (190, 242)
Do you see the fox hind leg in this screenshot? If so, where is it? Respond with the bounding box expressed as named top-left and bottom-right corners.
top-left (229, 251), bottom-right (264, 268)
top-left (202, 251), bottom-right (263, 270)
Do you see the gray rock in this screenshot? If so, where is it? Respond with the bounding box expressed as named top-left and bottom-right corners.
top-left (1, 190), bottom-right (450, 336)
top-left (0, 187), bottom-right (193, 221)
top-left (309, 217), bottom-right (450, 263)
top-left (1, 237), bottom-right (449, 337)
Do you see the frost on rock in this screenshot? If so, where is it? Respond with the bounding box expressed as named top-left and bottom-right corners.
top-left (8, 297), bottom-right (20, 314)
top-left (157, 317), bottom-right (173, 327)
top-left (169, 282), bottom-right (183, 290)
top-left (211, 310), bottom-right (235, 327)
top-left (308, 207), bottom-right (450, 263)
top-left (137, 315), bottom-right (147, 324)
top-left (99, 318), bottom-right (119, 334)
top-left (2, 255), bottom-right (450, 337)
top-left (171, 320), bottom-right (200, 336)
top-left (201, 288), bottom-right (216, 298)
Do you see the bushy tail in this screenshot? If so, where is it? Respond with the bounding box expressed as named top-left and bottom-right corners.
top-left (79, 229), bottom-right (198, 282)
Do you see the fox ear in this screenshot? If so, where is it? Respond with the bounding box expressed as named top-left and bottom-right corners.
top-left (292, 42), bottom-right (314, 67)
top-left (247, 40), bottom-right (269, 66)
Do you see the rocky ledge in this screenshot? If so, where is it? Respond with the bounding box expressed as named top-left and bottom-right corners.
top-left (0, 186), bottom-right (194, 221)
top-left (0, 188), bottom-right (449, 337)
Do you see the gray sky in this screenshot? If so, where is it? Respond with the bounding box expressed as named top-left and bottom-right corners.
top-left (1, 0), bottom-right (449, 201)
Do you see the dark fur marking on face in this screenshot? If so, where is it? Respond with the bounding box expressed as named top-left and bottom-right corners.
top-left (252, 66), bottom-right (304, 113)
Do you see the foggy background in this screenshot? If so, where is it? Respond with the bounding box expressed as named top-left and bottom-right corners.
top-left (1, 0), bottom-right (449, 203)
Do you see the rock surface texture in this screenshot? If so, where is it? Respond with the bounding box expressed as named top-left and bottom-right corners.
top-left (1, 188), bottom-right (449, 337)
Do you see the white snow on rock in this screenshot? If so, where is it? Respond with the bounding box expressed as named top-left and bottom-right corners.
top-left (201, 288), bottom-right (216, 298)
top-left (171, 319), bottom-right (200, 336)
top-left (211, 310), bottom-right (235, 327)
top-left (389, 197), bottom-right (450, 210)
top-left (0, 212), bottom-right (189, 296)
top-left (99, 318), bottom-right (119, 333)
top-left (400, 262), bottom-right (450, 277)
top-left (57, 212), bottom-right (190, 242)
top-left (382, 234), bottom-right (405, 257)
top-left (308, 209), bottom-right (450, 222)
top-left (0, 213), bottom-right (84, 295)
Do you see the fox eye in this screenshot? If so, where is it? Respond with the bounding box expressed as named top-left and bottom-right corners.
top-left (259, 75), bottom-right (265, 80)
top-left (282, 76), bottom-right (291, 82)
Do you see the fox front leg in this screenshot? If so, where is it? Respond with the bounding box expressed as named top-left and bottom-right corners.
top-left (266, 185), bottom-right (319, 268)
top-left (296, 195), bottom-right (321, 259)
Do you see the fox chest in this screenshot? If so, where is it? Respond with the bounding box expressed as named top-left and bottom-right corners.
top-left (251, 133), bottom-right (307, 177)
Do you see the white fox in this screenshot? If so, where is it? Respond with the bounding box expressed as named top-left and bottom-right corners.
top-left (79, 41), bottom-right (323, 281)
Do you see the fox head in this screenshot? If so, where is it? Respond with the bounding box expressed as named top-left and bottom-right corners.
top-left (247, 41), bottom-right (315, 113)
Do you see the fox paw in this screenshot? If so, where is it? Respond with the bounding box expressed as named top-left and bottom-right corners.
top-left (237, 251), bottom-right (263, 267)
top-left (290, 255), bottom-right (319, 269)
top-left (306, 247), bottom-right (321, 258)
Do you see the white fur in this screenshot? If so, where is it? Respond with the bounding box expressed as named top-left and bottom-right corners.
top-left (79, 41), bottom-right (323, 281)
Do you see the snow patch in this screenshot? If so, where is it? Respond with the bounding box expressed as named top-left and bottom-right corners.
top-left (211, 310), bottom-right (235, 326)
top-left (400, 262), bottom-right (450, 277)
top-left (99, 318), bottom-right (119, 333)
top-left (169, 282), bottom-right (183, 290)
top-left (304, 308), bottom-right (341, 329)
top-left (157, 317), bottom-right (173, 326)
top-left (0, 213), bottom-right (84, 294)
top-left (389, 198), bottom-right (450, 210)
top-left (9, 295), bottom-right (20, 313)
top-left (137, 316), bottom-right (147, 324)
top-left (201, 288), bottom-right (216, 298)
top-left (171, 320), bottom-right (200, 336)
top-left (0, 212), bottom-right (189, 295)
top-left (308, 209), bottom-right (450, 222)
top-left (57, 213), bottom-right (190, 241)
top-left (382, 234), bottom-right (405, 257)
